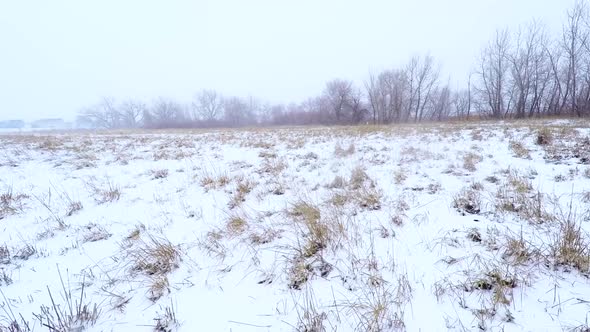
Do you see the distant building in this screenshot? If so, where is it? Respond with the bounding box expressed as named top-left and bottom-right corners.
top-left (31, 118), bottom-right (66, 129)
top-left (0, 120), bottom-right (25, 129)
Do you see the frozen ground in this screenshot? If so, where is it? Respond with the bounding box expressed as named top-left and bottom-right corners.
top-left (0, 120), bottom-right (590, 331)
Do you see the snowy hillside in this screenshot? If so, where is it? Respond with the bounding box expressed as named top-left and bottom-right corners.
top-left (1, 120), bottom-right (590, 331)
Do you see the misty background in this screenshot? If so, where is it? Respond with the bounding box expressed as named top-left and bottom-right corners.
top-left (0, 0), bottom-right (575, 122)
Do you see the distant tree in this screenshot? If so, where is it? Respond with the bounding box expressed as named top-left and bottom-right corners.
top-left (324, 79), bottom-right (354, 123)
top-left (562, 0), bottom-right (589, 116)
top-left (150, 97), bottom-right (186, 128)
top-left (476, 29), bottom-right (512, 118)
top-left (509, 21), bottom-right (551, 118)
top-left (223, 97), bottom-right (250, 127)
top-left (406, 55), bottom-right (440, 122)
top-left (78, 96), bottom-right (121, 129)
top-left (192, 89), bottom-right (224, 121)
top-left (119, 99), bottom-right (145, 128)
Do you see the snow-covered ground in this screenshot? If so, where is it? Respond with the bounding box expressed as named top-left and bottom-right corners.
top-left (1, 120), bottom-right (589, 331)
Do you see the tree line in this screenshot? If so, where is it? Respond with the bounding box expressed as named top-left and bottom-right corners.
top-left (78, 1), bottom-right (590, 129)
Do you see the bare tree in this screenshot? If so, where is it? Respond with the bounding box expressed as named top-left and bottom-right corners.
top-left (78, 96), bottom-right (121, 129)
top-left (508, 21), bottom-right (551, 118)
top-left (562, 0), bottom-right (590, 116)
top-left (405, 55), bottom-right (440, 122)
top-left (192, 89), bottom-right (224, 121)
top-left (150, 97), bottom-right (186, 128)
top-left (119, 99), bottom-right (145, 128)
top-left (223, 97), bottom-right (251, 127)
top-left (430, 84), bottom-right (452, 121)
top-left (476, 29), bottom-right (512, 118)
top-left (324, 79), bottom-right (354, 123)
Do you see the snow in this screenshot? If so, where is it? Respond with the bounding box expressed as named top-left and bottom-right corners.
top-left (0, 121), bottom-right (589, 331)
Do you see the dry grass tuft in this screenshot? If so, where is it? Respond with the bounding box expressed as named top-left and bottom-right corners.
top-left (355, 186), bottom-right (383, 211)
top-left (494, 172), bottom-right (552, 224)
top-left (290, 201), bottom-right (328, 257)
top-left (463, 152), bottom-right (483, 172)
top-left (502, 231), bottom-right (538, 265)
top-left (295, 290), bottom-right (327, 332)
top-left (198, 169), bottom-right (231, 191)
top-left (148, 275), bottom-right (170, 302)
top-left (82, 223), bottom-right (112, 243)
top-left (536, 127), bottom-right (553, 145)
top-left (0, 186), bottom-right (28, 220)
top-left (153, 302), bottom-right (179, 331)
top-left (334, 142), bottom-right (355, 157)
top-left (289, 259), bottom-right (313, 290)
top-left (33, 274), bottom-right (100, 332)
top-left (127, 235), bottom-right (181, 277)
top-left (551, 214), bottom-right (590, 274)
top-left (453, 188), bottom-right (482, 215)
top-left (86, 178), bottom-right (121, 204)
top-left (393, 168), bottom-right (407, 185)
top-left (66, 201), bottom-right (83, 217)
top-left (509, 140), bottom-right (531, 159)
top-left (152, 169), bottom-right (169, 180)
top-left (225, 213), bottom-right (249, 236)
top-left (228, 177), bottom-right (254, 209)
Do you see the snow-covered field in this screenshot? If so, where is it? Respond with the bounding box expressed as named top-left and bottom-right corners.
top-left (1, 120), bottom-right (590, 331)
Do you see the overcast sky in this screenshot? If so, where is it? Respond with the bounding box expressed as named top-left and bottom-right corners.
top-left (0, 0), bottom-right (577, 122)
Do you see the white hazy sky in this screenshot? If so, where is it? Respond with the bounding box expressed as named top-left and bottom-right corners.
top-left (0, 0), bottom-right (577, 121)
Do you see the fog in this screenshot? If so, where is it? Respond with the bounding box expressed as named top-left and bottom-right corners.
top-left (0, 0), bottom-right (575, 122)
